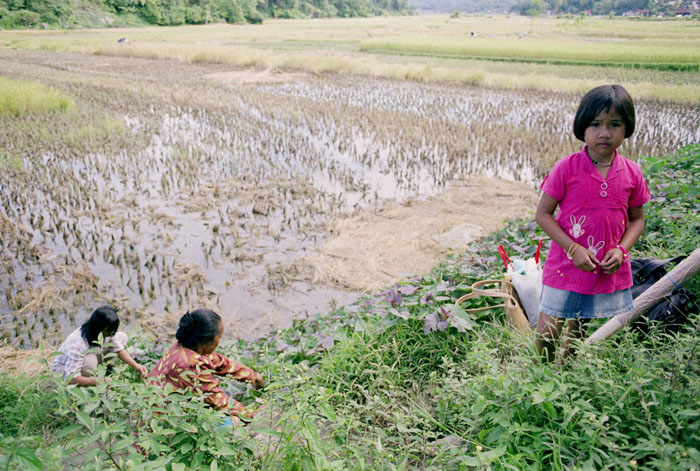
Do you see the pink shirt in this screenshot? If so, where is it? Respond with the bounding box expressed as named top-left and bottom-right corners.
top-left (541, 147), bottom-right (650, 294)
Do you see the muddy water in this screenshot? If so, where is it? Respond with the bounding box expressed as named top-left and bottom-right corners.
top-left (1, 51), bottom-right (699, 348)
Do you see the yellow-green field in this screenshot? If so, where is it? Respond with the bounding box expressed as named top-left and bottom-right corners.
top-left (0, 76), bottom-right (74, 116)
top-left (1, 15), bottom-right (699, 103)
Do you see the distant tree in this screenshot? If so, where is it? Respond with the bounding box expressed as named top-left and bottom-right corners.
top-left (0, 0), bottom-right (413, 28)
top-left (514, 0), bottom-right (546, 15)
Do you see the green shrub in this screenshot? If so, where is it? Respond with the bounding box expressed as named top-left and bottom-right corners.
top-left (0, 373), bottom-right (60, 437)
top-left (7, 9), bottom-right (41, 27)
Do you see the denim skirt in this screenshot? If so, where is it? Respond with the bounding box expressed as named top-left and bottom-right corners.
top-left (539, 285), bottom-right (633, 319)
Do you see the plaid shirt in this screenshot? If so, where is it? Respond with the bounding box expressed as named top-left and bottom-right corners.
top-left (147, 343), bottom-right (260, 415)
top-left (50, 328), bottom-right (125, 379)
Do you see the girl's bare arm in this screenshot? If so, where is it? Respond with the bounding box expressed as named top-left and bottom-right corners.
top-left (535, 193), bottom-right (598, 271)
top-left (117, 349), bottom-right (148, 377)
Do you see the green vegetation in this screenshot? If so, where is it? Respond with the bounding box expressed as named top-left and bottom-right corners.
top-left (360, 36), bottom-right (700, 71)
top-left (513, 0), bottom-right (699, 17)
top-left (1, 145), bottom-right (698, 470)
top-left (0, 0), bottom-right (412, 29)
top-left (0, 77), bottom-right (74, 116)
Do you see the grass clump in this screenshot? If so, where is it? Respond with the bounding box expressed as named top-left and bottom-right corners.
top-left (0, 77), bottom-right (75, 116)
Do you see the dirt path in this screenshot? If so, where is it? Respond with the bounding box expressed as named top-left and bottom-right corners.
top-left (306, 176), bottom-right (538, 292)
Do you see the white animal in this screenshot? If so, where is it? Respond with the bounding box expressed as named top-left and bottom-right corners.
top-left (569, 215), bottom-right (586, 238)
top-left (587, 235), bottom-right (605, 257)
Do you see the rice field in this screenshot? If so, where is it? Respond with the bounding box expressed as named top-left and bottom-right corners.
top-left (1, 15), bottom-right (699, 102)
top-left (1, 16), bottom-right (699, 349)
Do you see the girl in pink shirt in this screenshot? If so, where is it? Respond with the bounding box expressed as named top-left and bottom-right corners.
top-left (535, 85), bottom-right (650, 363)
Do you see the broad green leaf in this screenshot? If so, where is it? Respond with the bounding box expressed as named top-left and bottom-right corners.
top-left (112, 438), bottom-right (135, 452)
top-left (532, 390), bottom-right (546, 405)
top-left (480, 446), bottom-right (506, 463)
top-left (215, 444), bottom-right (238, 456)
top-left (180, 442), bottom-right (193, 454)
top-left (471, 399), bottom-right (488, 415)
top-left (76, 411), bottom-right (94, 433)
top-left (15, 448), bottom-right (42, 471)
top-left (542, 401), bottom-right (558, 419)
top-left (180, 423), bottom-right (198, 433)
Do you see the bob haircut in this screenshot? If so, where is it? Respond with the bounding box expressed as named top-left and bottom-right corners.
top-left (176, 309), bottom-right (222, 350)
top-left (573, 84), bottom-right (635, 142)
top-left (80, 306), bottom-right (120, 346)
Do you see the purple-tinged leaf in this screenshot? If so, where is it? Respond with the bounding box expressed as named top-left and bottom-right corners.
top-left (424, 312), bottom-right (439, 334)
top-left (275, 341), bottom-right (290, 353)
top-left (315, 335), bottom-right (335, 350)
top-left (385, 289), bottom-right (402, 307)
top-left (439, 305), bottom-right (449, 320)
top-left (388, 307), bottom-right (410, 320)
top-left (426, 309), bottom-right (451, 334)
top-left (368, 308), bottom-right (388, 318)
top-left (420, 291), bottom-right (434, 305)
top-left (446, 304), bottom-right (476, 332)
top-left (397, 285), bottom-right (418, 295)
top-left (435, 281), bottom-right (456, 293)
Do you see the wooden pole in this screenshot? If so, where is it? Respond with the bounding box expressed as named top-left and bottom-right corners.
top-left (586, 247), bottom-right (700, 345)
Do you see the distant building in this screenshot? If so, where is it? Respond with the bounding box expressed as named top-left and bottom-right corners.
top-left (622, 9), bottom-right (650, 16)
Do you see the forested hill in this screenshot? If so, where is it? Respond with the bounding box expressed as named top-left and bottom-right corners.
top-left (512, 0), bottom-right (699, 16)
top-left (0, 0), bottom-right (413, 29)
top-left (412, 0), bottom-right (698, 16)
top-left (410, 0), bottom-right (518, 13)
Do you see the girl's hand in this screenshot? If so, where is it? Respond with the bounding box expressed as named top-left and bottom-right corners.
top-left (600, 248), bottom-right (624, 274)
top-left (572, 245), bottom-right (598, 272)
top-left (251, 372), bottom-right (265, 390)
top-left (134, 363), bottom-right (148, 378)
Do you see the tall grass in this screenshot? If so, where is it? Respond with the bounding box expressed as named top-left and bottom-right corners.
top-left (0, 77), bottom-right (74, 116)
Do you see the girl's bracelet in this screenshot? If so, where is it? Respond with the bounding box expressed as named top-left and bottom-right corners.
top-left (615, 244), bottom-right (628, 259)
top-left (566, 242), bottom-right (581, 260)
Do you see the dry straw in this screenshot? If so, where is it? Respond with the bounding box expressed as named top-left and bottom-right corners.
top-left (304, 176), bottom-right (539, 292)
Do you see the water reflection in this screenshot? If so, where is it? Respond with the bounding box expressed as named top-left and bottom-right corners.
top-left (2, 74), bottom-right (698, 348)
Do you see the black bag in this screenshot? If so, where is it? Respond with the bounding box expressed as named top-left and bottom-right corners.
top-left (631, 257), bottom-right (696, 334)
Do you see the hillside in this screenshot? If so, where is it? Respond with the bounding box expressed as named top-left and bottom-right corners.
top-left (0, 0), bottom-right (413, 29)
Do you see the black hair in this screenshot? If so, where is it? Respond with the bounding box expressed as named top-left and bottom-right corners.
top-left (175, 309), bottom-right (222, 350)
top-left (80, 306), bottom-right (120, 346)
top-left (573, 84), bottom-right (635, 142)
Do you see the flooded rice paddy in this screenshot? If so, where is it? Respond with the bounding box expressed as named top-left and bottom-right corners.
top-left (1, 50), bottom-right (699, 348)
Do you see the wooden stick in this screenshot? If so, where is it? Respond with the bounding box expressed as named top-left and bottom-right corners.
top-left (586, 247), bottom-right (700, 345)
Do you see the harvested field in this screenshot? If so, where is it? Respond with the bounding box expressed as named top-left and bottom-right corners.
top-left (1, 49), bottom-right (698, 349)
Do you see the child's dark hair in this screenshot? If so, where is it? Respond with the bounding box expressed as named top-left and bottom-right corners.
top-left (573, 84), bottom-right (635, 141)
top-left (176, 309), bottom-right (222, 350)
top-left (80, 305), bottom-right (120, 346)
